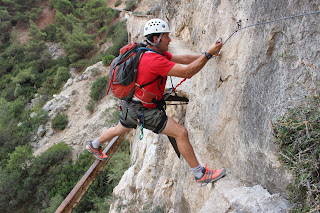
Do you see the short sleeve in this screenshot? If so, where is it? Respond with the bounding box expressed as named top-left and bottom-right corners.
top-left (150, 54), bottom-right (176, 77)
top-left (163, 51), bottom-right (173, 60)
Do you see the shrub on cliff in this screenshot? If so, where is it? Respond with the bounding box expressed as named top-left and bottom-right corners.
top-left (104, 20), bottom-right (128, 56)
top-left (89, 76), bottom-right (108, 101)
top-left (51, 113), bottom-right (69, 130)
top-left (124, 0), bottom-right (139, 11)
top-left (273, 64), bottom-right (320, 212)
top-left (54, 67), bottom-right (71, 89)
top-left (103, 55), bottom-right (115, 66)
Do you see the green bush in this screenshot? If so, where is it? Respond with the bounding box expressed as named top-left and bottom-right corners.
top-left (86, 99), bottom-right (96, 113)
top-left (273, 63), bottom-right (320, 212)
top-left (273, 96), bottom-right (320, 212)
top-left (105, 22), bottom-right (118, 38)
top-left (54, 67), bottom-right (70, 89)
top-left (105, 21), bottom-right (128, 56)
top-left (0, 142), bottom-right (72, 212)
top-left (90, 68), bottom-right (101, 77)
top-left (30, 142), bottom-right (72, 175)
top-left (72, 52), bottom-right (103, 70)
top-left (62, 26), bottom-right (96, 63)
top-left (8, 97), bottom-right (26, 118)
top-left (41, 24), bottom-right (58, 42)
top-left (89, 76), bottom-right (108, 101)
top-left (124, 0), bottom-right (139, 11)
top-left (42, 194), bottom-right (64, 213)
top-left (6, 145), bottom-right (33, 171)
top-left (103, 55), bottom-right (115, 66)
top-left (115, 0), bottom-right (122, 7)
top-left (50, 0), bottom-right (75, 14)
top-left (29, 109), bottom-right (49, 130)
top-left (51, 113), bottom-right (68, 130)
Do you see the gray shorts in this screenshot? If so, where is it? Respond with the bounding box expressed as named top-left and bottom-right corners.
top-left (119, 101), bottom-right (168, 134)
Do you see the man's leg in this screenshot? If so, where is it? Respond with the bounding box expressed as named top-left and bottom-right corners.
top-left (161, 117), bottom-right (226, 185)
top-left (87, 122), bottom-right (131, 160)
top-left (161, 117), bottom-right (199, 168)
top-left (98, 122), bottom-right (132, 144)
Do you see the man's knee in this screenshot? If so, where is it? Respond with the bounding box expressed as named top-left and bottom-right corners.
top-left (177, 126), bottom-right (189, 140)
top-left (114, 122), bottom-right (131, 135)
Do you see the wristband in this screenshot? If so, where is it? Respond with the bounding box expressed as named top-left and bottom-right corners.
top-left (204, 51), bottom-right (213, 59)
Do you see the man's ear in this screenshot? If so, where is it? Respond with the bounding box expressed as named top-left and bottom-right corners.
top-left (153, 35), bottom-right (159, 43)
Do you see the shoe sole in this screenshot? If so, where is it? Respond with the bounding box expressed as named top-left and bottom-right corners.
top-left (197, 168), bottom-right (226, 187)
top-left (86, 145), bottom-right (108, 161)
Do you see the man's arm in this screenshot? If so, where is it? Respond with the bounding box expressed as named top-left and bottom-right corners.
top-left (167, 41), bottom-right (222, 78)
top-left (171, 54), bottom-right (201, 64)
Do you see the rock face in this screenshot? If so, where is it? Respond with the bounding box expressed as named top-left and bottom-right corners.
top-left (110, 0), bottom-right (320, 212)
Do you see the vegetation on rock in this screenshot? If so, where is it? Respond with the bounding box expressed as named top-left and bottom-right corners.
top-left (274, 64), bottom-right (320, 212)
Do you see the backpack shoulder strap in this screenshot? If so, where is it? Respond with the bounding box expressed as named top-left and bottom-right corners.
top-left (138, 75), bottom-right (163, 89)
top-left (136, 47), bottom-right (165, 89)
top-left (136, 47), bottom-right (163, 55)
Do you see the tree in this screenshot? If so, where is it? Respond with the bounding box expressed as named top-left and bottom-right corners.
top-left (24, 21), bottom-right (54, 72)
top-left (105, 21), bottom-right (128, 56)
top-left (50, 0), bottom-right (75, 14)
top-left (6, 145), bottom-right (33, 171)
top-left (125, 0), bottom-right (139, 11)
top-left (82, 0), bottom-right (114, 32)
top-left (62, 25), bottom-right (96, 63)
top-left (11, 67), bottom-right (36, 85)
top-left (0, 42), bottom-right (26, 78)
top-left (51, 113), bottom-right (68, 130)
top-left (8, 97), bottom-right (26, 118)
top-left (0, 8), bottom-right (11, 47)
top-left (28, 20), bottom-right (46, 41)
top-left (54, 67), bottom-right (70, 89)
top-left (55, 11), bottom-right (81, 35)
top-left (42, 194), bottom-right (64, 213)
top-left (3, 0), bottom-right (42, 23)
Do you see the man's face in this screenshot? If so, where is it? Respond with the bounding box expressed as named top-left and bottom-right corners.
top-left (156, 33), bottom-right (171, 52)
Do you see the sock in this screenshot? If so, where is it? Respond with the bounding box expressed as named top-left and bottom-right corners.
top-left (91, 138), bottom-right (102, 149)
top-left (191, 164), bottom-right (204, 179)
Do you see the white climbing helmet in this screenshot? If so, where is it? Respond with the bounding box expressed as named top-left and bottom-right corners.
top-left (144, 19), bottom-right (170, 36)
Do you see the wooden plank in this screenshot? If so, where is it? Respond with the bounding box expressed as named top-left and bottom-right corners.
top-left (56, 134), bottom-right (127, 213)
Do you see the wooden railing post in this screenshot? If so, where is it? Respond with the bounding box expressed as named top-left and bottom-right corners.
top-left (56, 133), bottom-right (127, 213)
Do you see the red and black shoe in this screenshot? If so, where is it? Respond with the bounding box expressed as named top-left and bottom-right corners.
top-left (86, 143), bottom-right (108, 161)
top-left (195, 164), bottom-right (226, 186)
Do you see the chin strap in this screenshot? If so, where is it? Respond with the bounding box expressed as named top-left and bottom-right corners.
top-left (145, 33), bottom-right (163, 49)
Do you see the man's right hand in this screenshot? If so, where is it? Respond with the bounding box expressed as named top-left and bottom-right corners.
top-left (207, 38), bottom-right (223, 56)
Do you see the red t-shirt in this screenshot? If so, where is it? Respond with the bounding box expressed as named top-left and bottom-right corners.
top-left (136, 51), bottom-right (176, 108)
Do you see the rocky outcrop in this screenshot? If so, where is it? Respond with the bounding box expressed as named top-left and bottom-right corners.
top-left (110, 0), bottom-right (320, 212)
top-left (46, 42), bottom-right (66, 60)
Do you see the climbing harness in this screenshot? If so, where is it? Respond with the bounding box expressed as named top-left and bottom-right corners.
top-left (137, 114), bottom-right (145, 140)
top-left (223, 10), bottom-right (320, 45)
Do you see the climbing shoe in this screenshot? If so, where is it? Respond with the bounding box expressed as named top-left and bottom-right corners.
top-left (86, 143), bottom-right (108, 161)
top-left (195, 164), bottom-right (226, 186)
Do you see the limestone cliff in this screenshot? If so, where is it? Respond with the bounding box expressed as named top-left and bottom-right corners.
top-left (110, 0), bottom-right (319, 212)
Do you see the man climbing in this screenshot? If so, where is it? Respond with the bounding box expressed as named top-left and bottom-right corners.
top-left (86, 18), bottom-right (226, 186)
